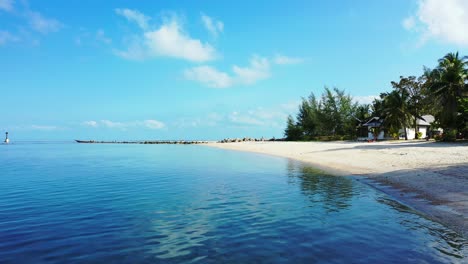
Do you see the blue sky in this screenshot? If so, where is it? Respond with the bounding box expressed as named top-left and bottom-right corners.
top-left (1, 0), bottom-right (467, 140)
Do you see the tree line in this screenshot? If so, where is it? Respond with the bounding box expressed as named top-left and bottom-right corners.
top-left (285, 52), bottom-right (468, 142)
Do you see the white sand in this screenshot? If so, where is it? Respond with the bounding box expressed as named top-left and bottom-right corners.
top-left (206, 140), bottom-right (468, 237)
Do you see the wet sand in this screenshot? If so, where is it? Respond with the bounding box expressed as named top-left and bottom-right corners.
top-left (206, 140), bottom-right (468, 238)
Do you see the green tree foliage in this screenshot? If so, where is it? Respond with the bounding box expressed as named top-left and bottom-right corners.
top-left (424, 52), bottom-right (468, 137)
top-left (284, 115), bottom-right (303, 141)
top-left (285, 51), bottom-right (467, 141)
top-left (284, 87), bottom-right (359, 140)
top-left (390, 76), bottom-right (427, 134)
top-left (316, 87), bottom-right (358, 136)
top-left (296, 95), bottom-right (319, 139)
top-left (381, 90), bottom-right (413, 140)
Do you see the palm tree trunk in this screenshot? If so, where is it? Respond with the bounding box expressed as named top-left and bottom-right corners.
top-left (414, 118), bottom-right (418, 139)
top-left (404, 127), bottom-right (408, 140)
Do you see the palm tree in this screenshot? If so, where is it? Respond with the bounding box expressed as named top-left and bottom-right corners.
top-left (382, 90), bottom-right (413, 140)
top-left (391, 76), bottom-right (426, 138)
top-left (425, 52), bottom-right (468, 132)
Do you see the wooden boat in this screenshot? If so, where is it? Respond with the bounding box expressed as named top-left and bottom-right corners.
top-left (75, 140), bottom-right (95, 143)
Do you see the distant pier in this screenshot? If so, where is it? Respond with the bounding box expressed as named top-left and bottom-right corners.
top-left (75, 140), bottom-right (210, 145)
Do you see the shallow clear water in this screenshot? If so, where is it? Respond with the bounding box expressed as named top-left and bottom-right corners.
top-left (0, 142), bottom-right (466, 263)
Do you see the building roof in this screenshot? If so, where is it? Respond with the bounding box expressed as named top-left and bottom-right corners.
top-left (362, 115), bottom-right (435, 128)
top-left (363, 117), bottom-right (383, 127)
top-left (417, 115), bottom-right (434, 126)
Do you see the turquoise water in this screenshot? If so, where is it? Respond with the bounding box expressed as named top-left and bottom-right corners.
top-left (0, 142), bottom-right (466, 263)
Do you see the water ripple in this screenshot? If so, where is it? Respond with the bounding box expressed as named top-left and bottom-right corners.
top-left (0, 144), bottom-right (465, 263)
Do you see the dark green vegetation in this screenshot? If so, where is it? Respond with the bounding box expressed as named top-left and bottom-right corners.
top-left (285, 52), bottom-right (468, 142)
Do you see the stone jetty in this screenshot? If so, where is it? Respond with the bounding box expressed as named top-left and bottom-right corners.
top-left (75, 140), bottom-right (210, 145)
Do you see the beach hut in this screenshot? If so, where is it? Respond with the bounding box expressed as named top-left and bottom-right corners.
top-left (399, 115), bottom-right (440, 139)
top-left (361, 117), bottom-right (385, 140)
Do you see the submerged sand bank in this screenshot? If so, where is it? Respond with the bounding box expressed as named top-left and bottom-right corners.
top-left (206, 141), bottom-right (468, 237)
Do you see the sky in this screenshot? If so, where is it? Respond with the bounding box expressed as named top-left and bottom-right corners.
top-left (1, 0), bottom-right (467, 141)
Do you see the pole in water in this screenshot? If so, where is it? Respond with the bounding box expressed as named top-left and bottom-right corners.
top-left (4, 132), bottom-right (9, 144)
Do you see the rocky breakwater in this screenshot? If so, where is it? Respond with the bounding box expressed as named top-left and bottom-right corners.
top-left (218, 137), bottom-right (284, 143)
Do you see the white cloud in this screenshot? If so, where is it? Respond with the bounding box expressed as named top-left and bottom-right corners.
top-left (142, 119), bottom-right (165, 129)
top-left (101, 120), bottom-right (127, 129)
top-left (113, 37), bottom-right (146, 60)
top-left (228, 107), bottom-right (290, 127)
top-left (201, 13), bottom-right (224, 37)
top-left (184, 55), bottom-right (271, 88)
top-left (403, 0), bottom-right (468, 46)
top-left (30, 125), bottom-right (61, 131)
top-left (229, 111), bottom-right (265, 126)
top-left (173, 102), bottom-right (297, 130)
top-left (354, 95), bottom-right (378, 105)
top-left (96, 29), bottom-right (112, 44)
top-left (144, 19), bottom-right (217, 62)
top-left (273, 54), bottom-right (304, 65)
top-left (173, 113), bottom-right (222, 128)
top-left (402, 16), bottom-right (416, 31)
top-left (82, 121), bottom-right (98, 127)
top-left (184, 65), bottom-right (233, 88)
top-left (27, 11), bottom-right (63, 34)
top-left (0, 0), bottom-right (13, 12)
top-left (232, 55), bottom-right (271, 85)
top-left (0, 30), bottom-right (19, 45)
top-left (115, 8), bottom-right (150, 30)
top-left (115, 11), bottom-right (217, 62)
top-left (280, 101), bottom-right (301, 113)
top-left (185, 55), bottom-right (272, 88)
top-left (91, 120), bottom-right (165, 130)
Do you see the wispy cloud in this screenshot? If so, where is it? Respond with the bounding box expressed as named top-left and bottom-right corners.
top-left (184, 55), bottom-right (273, 88)
top-left (83, 119), bottom-right (166, 130)
top-left (100, 120), bottom-right (127, 129)
top-left (403, 0), bottom-right (468, 46)
top-left (229, 111), bottom-right (265, 126)
top-left (273, 54), bottom-right (304, 65)
top-left (402, 16), bottom-right (416, 31)
top-left (115, 10), bottom-right (217, 62)
top-left (0, 0), bottom-right (13, 12)
top-left (96, 29), bottom-right (112, 44)
top-left (75, 29), bottom-right (112, 47)
top-left (30, 125), bottom-right (62, 131)
top-left (184, 65), bottom-right (233, 88)
top-left (115, 8), bottom-right (150, 30)
top-left (82, 120), bottom-right (98, 127)
top-left (0, 30), bottom-right (19, 45)
top-left (354, 95), bottom-right (378, 105)
top-left (229, 107), bottom-right (289, 128)
top-left (201, 13), bottom-right (224, 37)
top-left (27, 11), bottom-right (63, 34)
top-left (142, 119), bottom-right (165, 129)
top-left (233, 55), bottom-right (271, 85)
top-left (0, 3), bottom-right (62, 46)
top-left (174, 102), bottom-right (297, 129)
top-left (173, 113), bottom-right (222, 128)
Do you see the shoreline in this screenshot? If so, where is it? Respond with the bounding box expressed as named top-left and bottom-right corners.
top-left (206, 141), bottom-right (468, 238)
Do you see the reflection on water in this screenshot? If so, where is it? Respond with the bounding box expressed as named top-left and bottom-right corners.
top-left (286, 160), bottom-right (354, 212)
top-left (0, 143), bottom-right (466, 263)
top-left (287, 159), bottom-right (466, 260)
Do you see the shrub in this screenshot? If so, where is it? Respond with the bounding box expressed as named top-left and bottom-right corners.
top-left (415, 132), bottom-right (423, 139)
top-left (442, 130), bottom-right (457, 142)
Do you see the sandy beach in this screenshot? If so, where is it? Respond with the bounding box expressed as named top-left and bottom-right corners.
top-left (207, 140), bottom-right (468, 238)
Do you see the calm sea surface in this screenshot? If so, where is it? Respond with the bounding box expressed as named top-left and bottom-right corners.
top-left (0, 142), bottom-right (466, 263)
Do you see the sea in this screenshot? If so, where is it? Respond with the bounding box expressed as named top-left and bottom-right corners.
top-left (0, 142), bottom-right (466, 263)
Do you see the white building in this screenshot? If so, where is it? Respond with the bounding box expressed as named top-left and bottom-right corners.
top-left (399, 115), bottom-right (435, 139)
top-left (360, 117), bottom-right (385, 140)
top-left (360, 115), bottom-right (440, 141)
